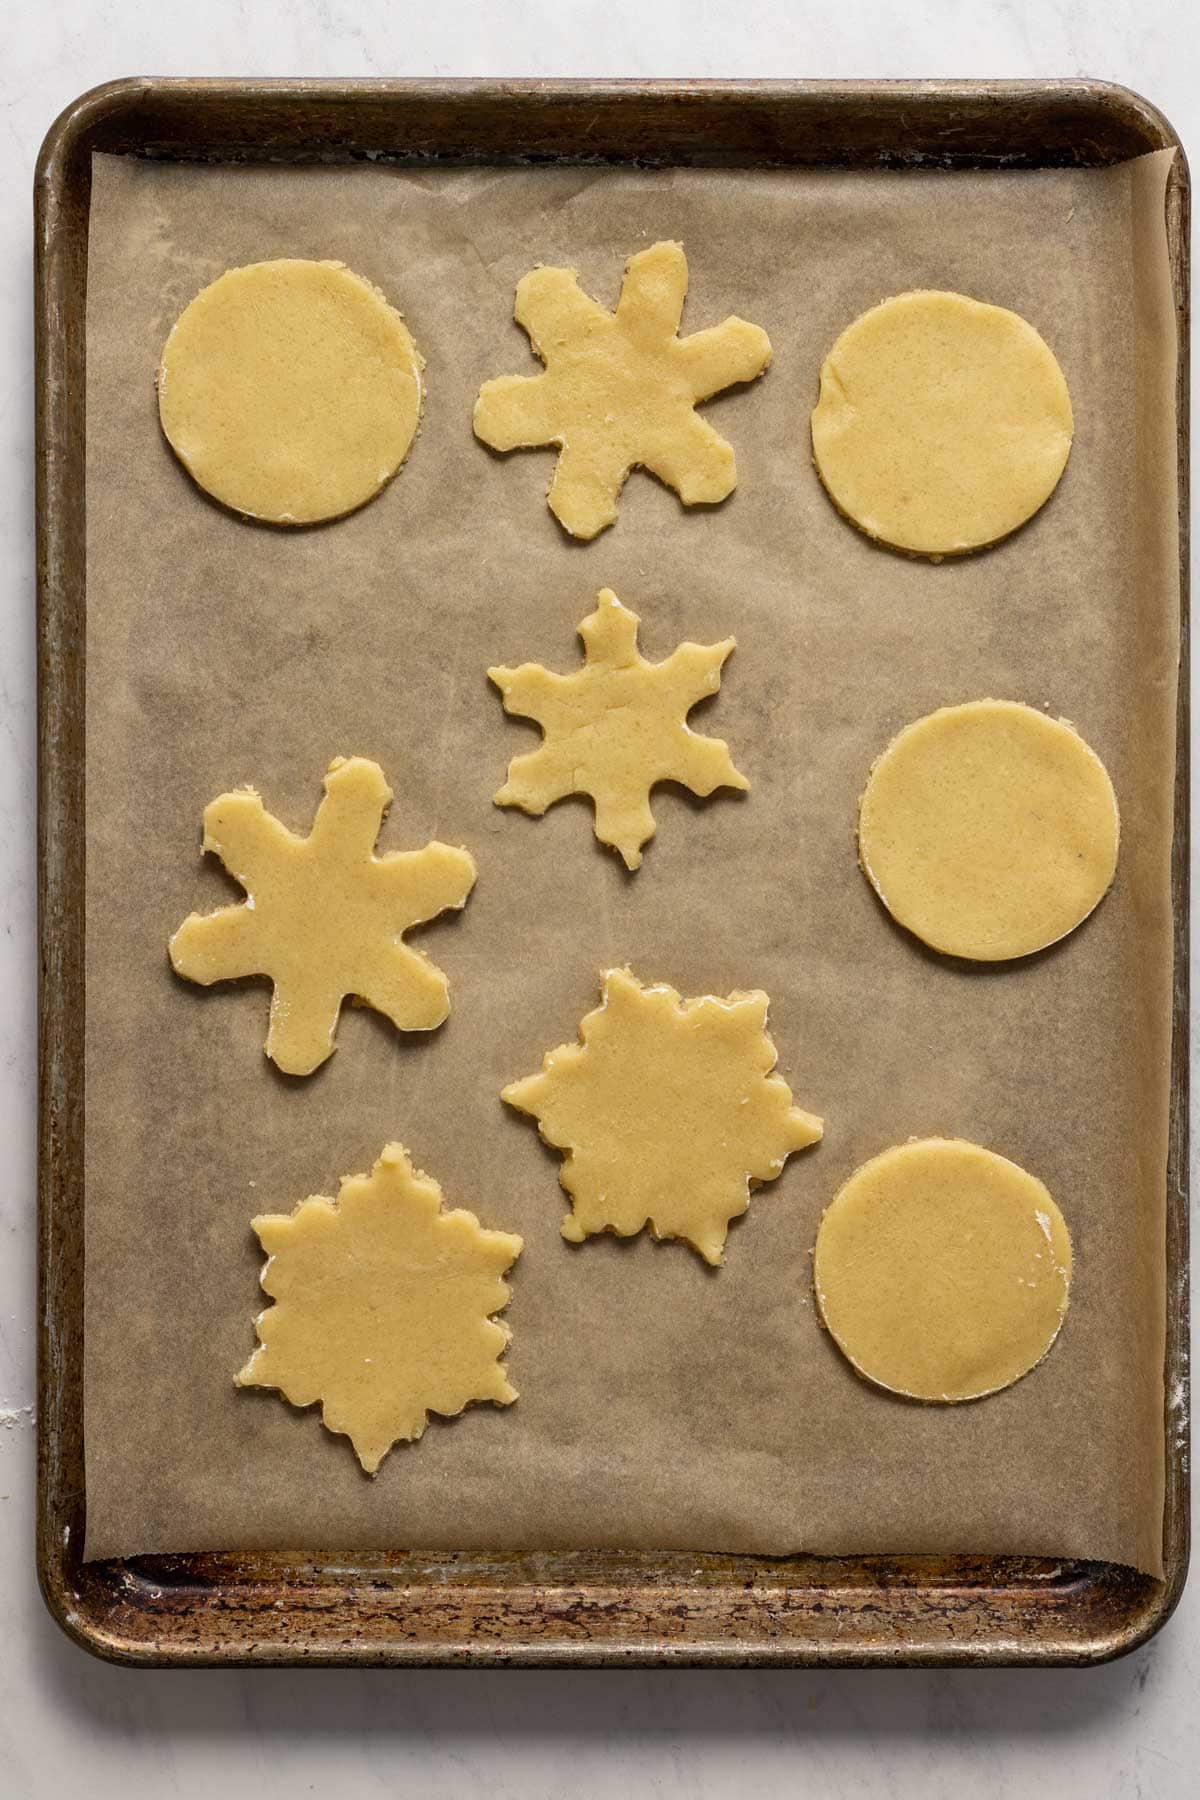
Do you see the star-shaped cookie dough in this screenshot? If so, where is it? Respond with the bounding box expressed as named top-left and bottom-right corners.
top-left (237, 1143), bottom-right (522, 1472)
top-left (474, 239), bottom-right (772, 539)
top-left (488, 588), bottom-right (749, 870)
top-left (170, 756), bottom-right (476, 1075)
top-left (503, 968), bottom-right (823, 1265)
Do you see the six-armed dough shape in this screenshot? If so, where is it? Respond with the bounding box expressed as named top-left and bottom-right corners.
top-left (858, 700), bottom-right (1119, 961)
top-left (474, 240), bottom-right (772, 539)
top-left (814, 1138), bottom-right (1072, 1402)
top-left (811, 290), bottom-right (1073, 555)
top-left (489, 588), bottom-right (749, 870)
top-left (169, 757), bottom-right (476, 1075)
top-left (158, 259), bottom-right (423, 524)
top-left (503, 967), bottom-right (822, 1265)
top-left (237, 1143), bottom-right (522, 1472)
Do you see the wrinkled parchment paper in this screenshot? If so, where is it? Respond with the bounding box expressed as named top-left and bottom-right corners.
top-left (83, 149), bottom-right (1178, 1572)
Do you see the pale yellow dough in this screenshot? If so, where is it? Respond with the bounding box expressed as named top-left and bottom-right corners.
top-left (474, 240), bottom-right (772, 539)
top-left (503, 968), bottom-right (822, 1265)
top-left (489, 589), bottom-right (748, 870)
top-left (814, 1139), bottom-right (1072, 1402)
top-left (237, 1143), bottom-right (522, 1472)
top-left (170, 757), bottom-right (476, 1075)
top-left (858, 700), bottom-right (1119, 961)
top-left (811, 289), bottom-right (1073, 555)
top-left (158, 259), bottom-right (423, 524)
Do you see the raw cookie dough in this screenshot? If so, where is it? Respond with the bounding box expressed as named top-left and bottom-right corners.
top-left (237, 1143), bottom-right (522, 1472)
top-left (813, 1138), bottom-right (1072, 1402)
top-left (503, 967), bottom-right (822, 1264)
top-left (474, 239), bottom-right (772, 539)
top-left (170, 756), bottom-right (476, 1075)
top-left (858, 699), bottom-right (1119, 961)
top-left (158, 259), bottom-right (423, 524)
top-left (811, 289), bottom-right (1073, 556)
top-left (489, 588), bottom-right (748, 870)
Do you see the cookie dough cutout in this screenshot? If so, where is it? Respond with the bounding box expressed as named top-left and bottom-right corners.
top-left (503, 968), bottom-right (822, 1265)
top-left (237, 1143), bottom-right (522, 1472)
top-left (474, 240), bottom-right (772, 539)
top-left (811, 290), bottom-right (1072, 556)
top-left (858, 700), bottom-right (1119, 961)
top-left (170, 756), bottom-right (476, 1075)
top-left (489, 588), bottom-right (748, 870)
top-left (158, 259), bottom-right (423, 524)
top-left (814, 1139), bottom-right (1072, 1402)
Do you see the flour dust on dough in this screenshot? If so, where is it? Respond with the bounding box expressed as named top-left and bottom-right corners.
top-left (814, 1138), bottom-right (1072, 1403)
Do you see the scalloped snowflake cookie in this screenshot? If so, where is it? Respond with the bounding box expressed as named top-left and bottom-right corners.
top-left (503, 968), bottom-right (823, 1265)
top-left (237, 1143), bottom-right (522, 1472)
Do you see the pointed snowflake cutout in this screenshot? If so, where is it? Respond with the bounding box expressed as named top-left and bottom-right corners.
top-left (488, 588), bottom-right (749, 871)
top-left (474, 239), bottom-right (772, 539)
top-left (503, 968), bottom-right (823, 1265)
top-left (237, 1143), bottom-right (522, 1473)
top-left (170, 756), bottom-right (476, 1075)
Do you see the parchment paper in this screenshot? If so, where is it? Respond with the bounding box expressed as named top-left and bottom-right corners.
top-left (82, 148), bottom-right (1178, 1572)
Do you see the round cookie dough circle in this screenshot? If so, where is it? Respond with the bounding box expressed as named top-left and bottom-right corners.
top-left (158, 259), bottom-right (423, 524)
top-left (810, 290), bottom-right (1073, 555)
top-left (814, 1139), bottom-right (1072, 1402)
top-left (858, 699), bottom-right (1119, 961)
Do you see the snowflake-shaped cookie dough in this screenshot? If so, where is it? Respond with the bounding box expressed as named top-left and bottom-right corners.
top-left (170, 756), bottom-right (476, 1075)
top-left (474, 239), bottom-right (772, 539)
top-left (503, 968), bottom-right (823, 1265)
top-left (488, 588), bottom-right (749, 870)
top-left (237, 1143), bottom-right (522, 1472)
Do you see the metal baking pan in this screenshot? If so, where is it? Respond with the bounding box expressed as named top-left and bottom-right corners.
top-left (36, 76), bottom-right (1189, 1667)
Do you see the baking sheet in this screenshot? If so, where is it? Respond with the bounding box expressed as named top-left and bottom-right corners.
top-left (82, 148), bottom-right (1178, 1573)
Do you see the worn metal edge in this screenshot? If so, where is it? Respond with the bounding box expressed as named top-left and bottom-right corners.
top-left (35, 76), bottom-right (94, 1665)
top-left (1144, 130), bottom-right (1193, 1656)
top-left (28, 75), bottom-right (1191, 169)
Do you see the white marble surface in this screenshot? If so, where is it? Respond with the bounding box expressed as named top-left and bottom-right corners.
top-left (0, 3), bottom-right (1196, 1793)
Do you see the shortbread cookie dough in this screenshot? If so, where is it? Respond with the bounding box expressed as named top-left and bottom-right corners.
top-left (170, 756), bottom-right (476, 1075)
top-left (489, 588), bottom-right (748, 870)
top-left (814, 1139), bottom-right (1072, 1402)
top-left (858, 700), bottom-right (1119, 961)
top-left (158, 259), bottom-right (423, 523)
top-left (503, 968), bottom-right (822, 1264)
top-left (811, 290), bottom-right (1073, 555)
top-left (474, 240), bottom-right (772, 539)
top-left (237, 1143), bottom-right (522, 1472)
